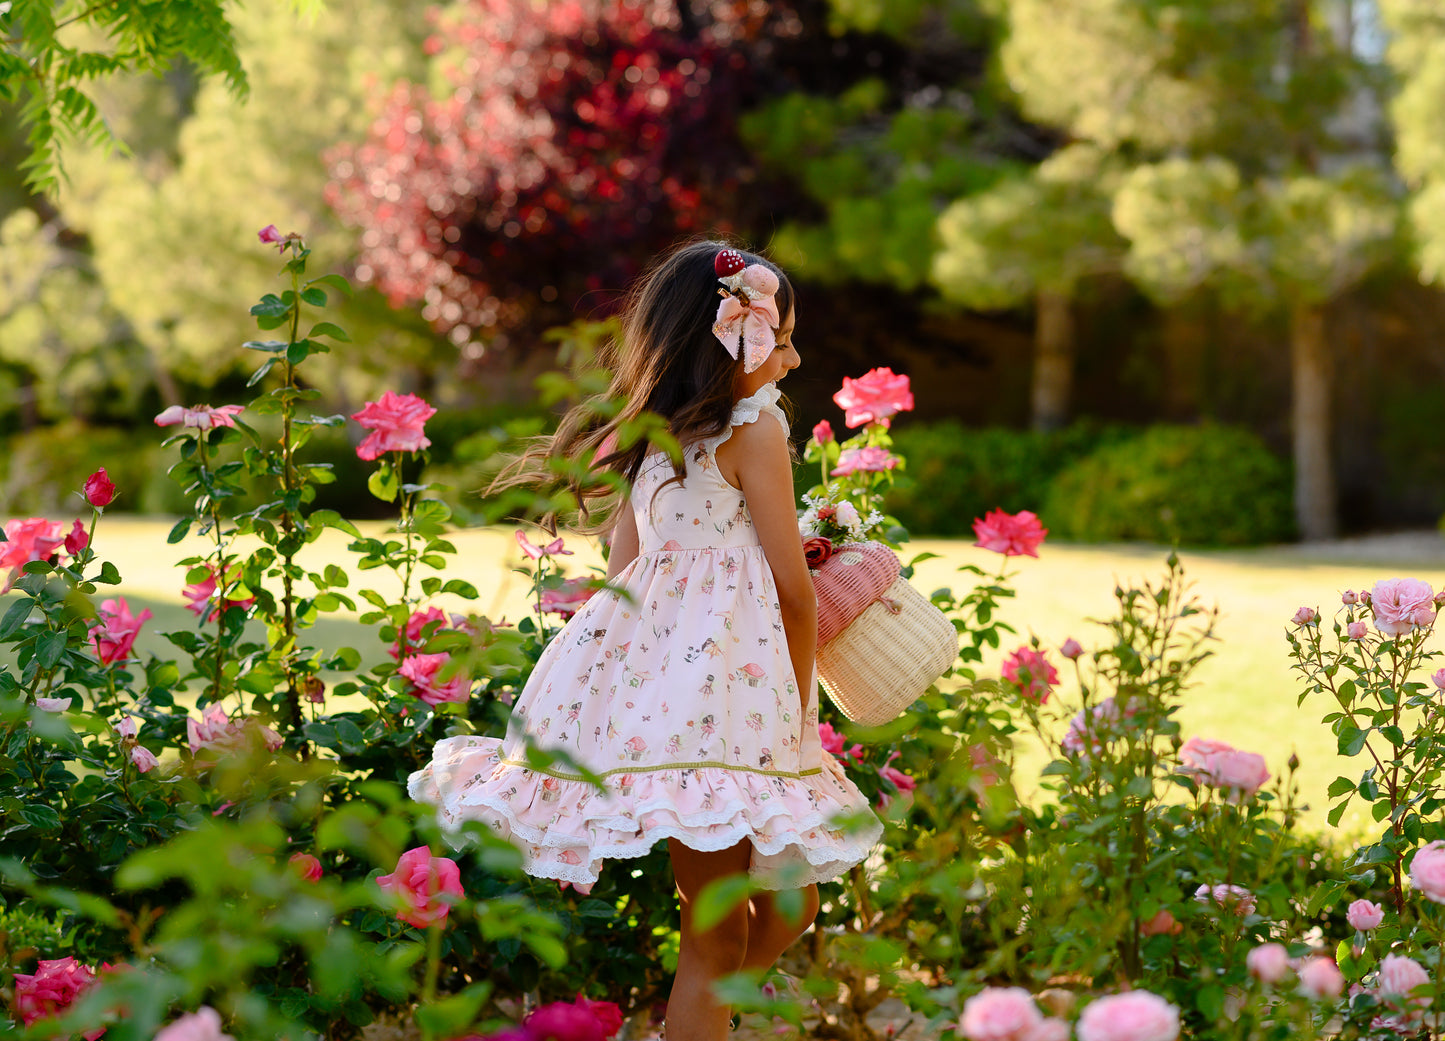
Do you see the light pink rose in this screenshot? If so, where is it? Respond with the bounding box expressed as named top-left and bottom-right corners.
top-left (181, 568), bottom-right (255, 623)
top-left (1062, 699), bottom-right (1121, 757)
top-left (831, 446), bottom-right (900, 477)
top-left (154, 404), bottom-right (245, 429)
top-left (13, 957), bottom-right (102, 1036)
top-left (115, 717), bottom-right (137, 740)
top-left (35, 696), bottom-right (71, 712)
top-left (1346, 621), bottom-right (1369, 640)
top-left (516, 529), bottom-right (572, 561)
top-left (812, 419), bottom-right (834, 445)
top-left (1297, 958), bottom-right (1345, 999)
top-left (64, 519), bottom-right (88, 556)
top-left (1409, 840), bottom-right (1445, 903)
top-left (834, 500), bottom-right (861, 528)
top-left (1433, 668), bottom-right (1445, 691)
top-left (1370, 578), bottom-right (1437, 637)
top-left (1002, 646), bottom-right (1058, 703)
top-left (973, 509), bottom-right (1048, 558)
top-left (289, 852), bottom-right (323, 883)
top-left (1061, 638), bottom-right (1083, 660)
top-left (1342, 589), bottom-right (1358, 605)
top-left (1291, 606), bottom-right (1318, 626)
top-left (398, 652), bottom-right (470, 706)
top-left (1346, 898), bottom-right (1384, 931)
top-left (1139, 909), bottom-right (1181, 937)
top-left (1377, 954), bottom-right (1430, 1005)
top-left (130, 745), bottom-right (158, 773)
top-left (351, 391), bottom-right (436, 460)
top-left (1027, 1021), bottom-right (1070, 1041)
top-left (1193, 883), bottom-right (1256, 916)
top-left (540, 577), bottom-right (597, 617)
top-left (1076, 990), bottom-right (1179, 1041)
top-left (832, 367), bottom-right (914, 428)
top-left (1246, 943), bottom-right (1290, 984)
top-left (90, 596), bottom-right (153, 664)
top-left (187, 702), bottom-right (282, 756)
top-left (1208, 749), bottom-right (1271, 798)
top-left (959, 986), bottom-right (1044, 1041)
top-left (1, 516), bottom-right (67, 592)
top-left (376, 845), bottom-right (464, 929)
top-left (154, 1006), bottom-right (235, 1041)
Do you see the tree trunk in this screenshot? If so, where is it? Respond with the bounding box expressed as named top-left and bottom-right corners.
top-left (1290, 301), bottom-right (1337, 541)
top-left (1161, 303), bottom-right (1208, 420)
top-left (1031, 288), bottom-right (1074, 433)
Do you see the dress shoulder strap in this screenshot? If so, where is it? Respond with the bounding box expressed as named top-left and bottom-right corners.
top-left (724, 383), bottom-right (788, 438)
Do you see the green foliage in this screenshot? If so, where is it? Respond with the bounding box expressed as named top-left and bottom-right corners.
top-left (0, 421), bottom-right (186, 515)
top-left (1043, 425), bottom-right (1294, 546)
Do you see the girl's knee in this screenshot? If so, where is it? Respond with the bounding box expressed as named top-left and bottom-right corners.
top-left (683, 906), bottom-right (750, 974)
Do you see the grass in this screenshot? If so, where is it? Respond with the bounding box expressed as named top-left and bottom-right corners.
top-left (17, 516), bottom-right (1445, 834)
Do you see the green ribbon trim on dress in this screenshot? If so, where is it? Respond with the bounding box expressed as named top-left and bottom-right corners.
top-left (499, 757), bottom-right (824, 781)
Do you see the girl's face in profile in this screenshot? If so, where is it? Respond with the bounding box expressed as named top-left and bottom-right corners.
top-left (734, 306), bottom-right (799, 400)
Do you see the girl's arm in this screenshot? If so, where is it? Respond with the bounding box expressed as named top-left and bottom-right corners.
top-left (605, 498), bottom-right (641, 582)
top-left (723, 419), bottom-right (816, 712)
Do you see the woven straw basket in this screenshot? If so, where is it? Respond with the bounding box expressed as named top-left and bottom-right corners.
top-left (817, 576), bottom-right (958, 727)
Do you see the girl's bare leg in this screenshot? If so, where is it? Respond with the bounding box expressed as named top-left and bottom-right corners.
top-left (667, 837), bottom-right (753, 1041)
top-left (742, 886), bottom-right (819, 969)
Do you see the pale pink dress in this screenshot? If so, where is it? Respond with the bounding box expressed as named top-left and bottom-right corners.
top-left (408, 383), bottom-right (883, 890)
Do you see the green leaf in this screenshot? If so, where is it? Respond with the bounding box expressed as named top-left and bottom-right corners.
top-left (300, 287), bottom-right (327, 306)
top-left (167, 517), bottom-right (192, 544)
top-left (0, 597), bottom-right (35, 639)
top-left (286, 339), bottom-right (311, 365)
top-left (247, 358), bottom-right (278, 387)
top-left (35, 629), bottom-right (68, 669)
top-left (1328, 776), bottom-right (1356, 798)
top-left (369, 467), bottom-right (399, 503)
top-left (415, 984), bottom-right (492, 1035)
top-left (308, 321), bottom-right (352, 342)
top-left (243, 339), bottom-right (287, 352)
top-left (334, 718), bottom-right (365, 754)
top-left (1307, 879), bottom-right (1346, 917)
top-left (692, 872), bottom-right (751, 932)
top-left (95, 561), bottom-right (121, 585)
top-left (1338, 726), bottom-right (1368, 757)
top-left (308, 273), bottom-right (354, 297)
top-left (1382, 725), bottom-right (1406, 748)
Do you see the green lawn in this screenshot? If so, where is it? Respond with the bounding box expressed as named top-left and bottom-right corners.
top-left (18, 516), bottom-right (1445, 835)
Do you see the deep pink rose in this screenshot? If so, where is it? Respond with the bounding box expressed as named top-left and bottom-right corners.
top-left (1, 517), bottom-right (67, 592)
top-left (13, 957), bottom-right (101, 1036)
top-left (257, 224), bottom-right (283, 244)
top-left (879, 765), bottom-right (915, 795)
top-left (376, 846), bottom-right (464, 929)
top-left (1139, 909), bottom-right (1180, 937)
top-left (832, 367), bottom-right (914, 428)
top-left (154, 1006), bottom-right (235, 1041)
top-left (1247, 943), bottom-right (1290, 984)
top-left (818, 722), bottom-right (863, 764)
top-left (812, 419), bottom-right (834, 445)
top-left (571, 994), bottom-right (624, 1038)
top-left (391, 606), bottom-right (452, 659)
top-left (831, 446), bottom-right (900, 477)
top-left (516, 529), bottom-right (572, 561)
top-left (1370, 578), bottom-right (1437, 637)
top-left (1291, 606), bottom-right (1318, 626)
top-left (1076, 991), bottom-right (1179, 1041)
top-left (90, 596), bottom-right (152, 664)
top-left (1061, 638), bottom-right (1083, 660)
top-left (82, 468), bottom-right (116, 508)
top-left (352, 391), bottom-right (436, 460)
top-left (1296, 957), bottom-right (1345, 1000)
top-left (398, 652), bottom-right (471, 705)
top-left (959, 986), bottom-right (1044, 1041)
top-left (182, 568), bottom-right (256, 623)
top-left (1001, 646), bottom-right (1058, 703)
top-left (540, 577), bottom-right (597, 617)
top-left (1346, 621), bottom-right (1369, 640)
top-left (1346, 899), bottom-right (1384, 931)
top-left (1193, 883), bottom-right (1256, 916)
top-left (154, 404), bottom-right (245, 429)
top-left (973, 509), bottom-right (1048, 558)
top-left (1409, 840), bottom-right (1445, 903)
top-left (289, 852), bottom-right (323, 883)
top-left (65, 519), bottom-right (88, 556)
top-left (522, 1001), bottom-right (609, 1041)
top-left (130, 745), bottom-right (158, 773)
top-left (802, 535), bottom-right (834, 568)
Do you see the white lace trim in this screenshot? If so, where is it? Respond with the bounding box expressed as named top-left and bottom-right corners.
top-left (704, 383), bottom-right (788, 460)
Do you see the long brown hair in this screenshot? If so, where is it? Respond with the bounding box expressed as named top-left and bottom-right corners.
top-left (496, 238), bottom-right (794, 534)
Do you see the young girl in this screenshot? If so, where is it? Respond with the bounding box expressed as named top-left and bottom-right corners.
top-left (409, 240), bottom-right (883, 1040)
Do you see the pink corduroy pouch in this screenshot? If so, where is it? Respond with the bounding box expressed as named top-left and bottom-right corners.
top-left (811, 540), bottom-right (902, 646)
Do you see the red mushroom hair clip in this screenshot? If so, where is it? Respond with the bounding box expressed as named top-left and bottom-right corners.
top-left (712, 249), bottom-right (779, 373)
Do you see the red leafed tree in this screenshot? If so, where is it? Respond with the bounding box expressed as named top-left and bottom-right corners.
top-left (326, 0), bottom-right (776, 357)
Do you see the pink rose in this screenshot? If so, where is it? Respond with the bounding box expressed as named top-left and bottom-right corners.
top-left (186, 702), bottom-right (282, 756)
top-left (879, 764), bottom-right (915, 797)
top-left (1409, 840), bottom-right (1445, 903)
top-left (973, 509), bottom-right (1048, 558)
top-left (130, 745), bottom-right (158, 773)
top-left (1139, 908), bottom-right (1180, 937)
top-left (390, 606), bottom-right (453, 659)
top-left (1208, 749), bottom-right (1270, 798)
top-left (65, 519), bottom-right (89, 556)
top-left (351, 391), bottom-right (436, 460)
top-left (1061, 638), bottom-right (1083, 660)
top-left (35, 696), bottom-right (71, 712)
top-left (13, 957), bottom-right (101, 1036)
top-left (257, 224), bottom-right (284, 244)
top-left (832, 367), bottom-right (914, 428)
top-left (1346, 621), bottom-right (1369, 640)
top-left (1002, 646), bottom-right (1058, 703)
top-left (1342, 589), bottom-right (1358, 605)
top-left (154, 404), bottom-right (245, 429)
top-left (115, 717), bottom-right (137, 740)
top-left (959, 987), bottom-right (1044, 1041)
top-left (1076, 990), bottom-right (1180, 1041)
top-left (1193, 883), bottom-right (1256, 916)
top-left (802, 535), bottom-right (834, 568)
top-left (1378, 954), bottom-right (1431, 1006)
top-left (1297, 957), bottom-right (1345, 1000)
top-left (571, 993), bottom-right (624, 1038)
top-left (181, 568), bottom-right (255, 624)
top-left (818, 721), bottom-right (845, 756)
top-left (1028, 1021), bottom-right (1071, 1041)
top-left (516, 529), bottom-right (572, 561)
top-left (1370, 578), bottom-right (1437, 637)
top-left (831, 446), bottom-right (900, 477)
top-left (835, 500), bottom-right (861, 528)
top-left (1346, 898), bottom-right (1384, 931)
top-left (154, 1006), bottom-right (235, 1041)
top-left (82, 468), bottom-right (116, 508)
top-left (1291, 606), bottom-right (1317, 626)
top-left (540, 577), bottom-right (597, 617)
top-left (1246, 943), bottom-right (1291, 984)
top-left (1, 517), bottom-right (66, 592)
top-left (289, 852), bottom-right (323, 883)
top-left (1062, 698), bottom-right (1121, 757)
top-left (1433, 668), bottom-right (1445, 691)
top-left (90, 596), bottom-right (152, 665)
top-left (520, 1000), bottom-right (610, 1041)
top-left (398, 652), bottom-right (470, 706)
top-left (812, 419), bottom-right (834, 446)
top-left (376, 846), bottom-right (464, 929)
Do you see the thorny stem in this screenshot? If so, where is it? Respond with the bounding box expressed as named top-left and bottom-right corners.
top-left (278, 254), bottom-right (303, 740)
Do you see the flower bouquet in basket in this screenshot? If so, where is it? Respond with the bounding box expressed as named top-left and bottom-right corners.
top-left (800, 369), bottom-right (958, 727)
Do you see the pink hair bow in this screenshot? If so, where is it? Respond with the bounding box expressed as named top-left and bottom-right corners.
top-left (713, 289), bottom-right (779, 373)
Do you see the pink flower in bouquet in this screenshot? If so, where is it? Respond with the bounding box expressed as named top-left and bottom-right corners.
top-left (812, 419), bottom-right (834, 446)
top-left (1370, 578), bottom-right (1436, 637)
top-left (182, 568), bottom-right (255, 623)
top-left (1139, 909), bottom-right (1180, 937)
top-left (289, 852), bottom-right (323, 883)
top-left (65, 519), bottom-right (88, 556)
top-left (1432, 668), bottom-right (1445, 691)
top-left (83, 468), bottom-right (116, 508)
top-left (1347, 899), bottom-right (1384, 931)
top-left (352, 391), bottom-right (436, 460)
top-left (1246, 943), bottom-right (1291, 984)
top-left (1296, 958), bottom-right (1344, 1000)
top-left (130, 745), bottom-right (158, 773)
top-left (1061, 638), bottom-right (1083, 660)
top-left (835, 500), bottom-right (861, 528)
top-left (13, 957), bottom-right (102, 1037)
top-left (1076, 990), bottom-right (1179, 1041)
top-left (1378, 954), bottom-right (1431, 1006)
top-left (516, 529), bottom-right (573, 561)
top-left (973, 509), bottom-right (1048, 558)
top-left (376, 846), bottom-right (464, 929)
top-left (1342, 589), bottom-right (1359, 605)
top-left (154, 1006), bottom-right (235, 1041)
top-left (541, 577), bottom-right (597, 617)
top-left (399, 652), bottom-right (470, 705)
top-left (2, 517), bottom-right (66, 592)
top-left (833, 367), bottom-right (914, 428)
top-left (154, 404), bottom-right (245, 429)
top-left (1193, 883), bottom-right (1256, 916)
top-left (1346, 621), bottom-right (1369, 640)
top-left (1409, 840), bottom-right (1445, 903)
top-left (802, 535), bottom-right (834, 568)
top-left (1291, 606), bottom-right (1317, 626)
top-left (958, 986), bottom-right (1044, 1041)
top-left (1001, 646), bottom-right (1058, 703)
top-left (831, 446), bottom-right (899, 477)
top-left (90, 597), bottom-right (152, 664)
